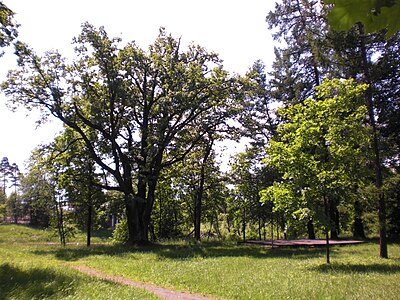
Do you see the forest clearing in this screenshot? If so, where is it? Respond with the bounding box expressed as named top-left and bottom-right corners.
top-left (1, 1), bottom-right (400, 299)
top-left (1, 225), bottom-right (400, 299)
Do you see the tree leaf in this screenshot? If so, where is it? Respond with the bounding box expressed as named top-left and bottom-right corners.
top-left (326, 0), bottom-right (400, 36)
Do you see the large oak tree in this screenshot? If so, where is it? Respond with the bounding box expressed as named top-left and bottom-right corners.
top-left (2, 23), bottom-right (237, 243)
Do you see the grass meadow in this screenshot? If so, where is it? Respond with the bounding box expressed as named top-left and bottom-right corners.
top-left (1, 224), bottom-right (400, 299)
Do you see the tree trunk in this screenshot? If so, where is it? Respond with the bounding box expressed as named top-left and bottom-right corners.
top-left (226, 208), bottom-right (232, 233)
top-left (215, 212), bottom-right (221, 239)
top-left (124, 172), bottom-right (159, 245)
top-left (307, 219), bottom-right (316, 239)
top-left (125, 193), bottom-right (146, 244)
top-left (271, 214), bottom-right (274, 248)
top-left (325, 227), bottom-right (330, 264)
top-left (86, 203), bottom-right (92, 247)
top-left (358, 23), bottom-right (388, 258)
top-left (194, 191), bottom-right (202, 241)
top-left (158, 196), bottom-right (162, 238)
top-left (55, 198), bottom-right (66, 247)
top-left (324, 195), bottom-right (330, 264)
top-left (194, 139), bottom-right (213, 241)
top-left (242, 206), bottom-right (246, 241)
top-left (143, 179), bottom-right (157, 242)
top-left (330, 200), bottom-right (340, 240)
top-left (207, 214), bottom-right (214, 241)
top-left (13, 199), bottom-right (18, 224)
top-left (353, 200), bottom-right (366, 239)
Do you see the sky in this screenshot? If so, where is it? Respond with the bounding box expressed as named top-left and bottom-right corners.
top-left (0, 0), bottom-right (278, 171)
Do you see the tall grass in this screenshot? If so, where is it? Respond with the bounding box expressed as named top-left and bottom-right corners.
top-left (1, 224), bottom-right (400, 299)
top-left (80, 242), bottom-right (400, 299)
top-left (0, 225), bottom-right (157, 300)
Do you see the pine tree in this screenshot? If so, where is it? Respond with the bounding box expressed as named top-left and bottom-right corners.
top-left (266, 0), bottom-right (332, 104)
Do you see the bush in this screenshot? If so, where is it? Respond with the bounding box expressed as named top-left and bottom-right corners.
top-left (112, 219), bottom-right (128, 244)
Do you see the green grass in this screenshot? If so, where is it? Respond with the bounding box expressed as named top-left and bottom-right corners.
top-left (1, 224), bottom-right (400, 299)
top-left (0, 225), bottom-right (157, 300)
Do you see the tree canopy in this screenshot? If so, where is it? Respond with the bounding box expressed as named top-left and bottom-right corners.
top-left (2, 23), bottom-right (238, 243)
top-left (260, 79), bottom-right (371, 262)
top-left (0, 2), bottom-right (18, 56)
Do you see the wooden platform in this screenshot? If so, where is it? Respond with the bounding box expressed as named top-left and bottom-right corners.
top-left (242, 239), bottom-right (364, 247)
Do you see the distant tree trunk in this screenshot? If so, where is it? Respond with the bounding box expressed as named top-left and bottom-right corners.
top-left (258, 217), bottom-right (262, 240)
top-left (271, 214), bottom-right (274, 248)
top-left (325, 227), bottom-right (330, 264)
top-left (149, 223), bottom-right (156, 241)
top-left (86, 202), bottom-right (92, 247)
top-left (359, 23), bottom-right (388, 258)
top-left (207, 214), bottom-right (214, 241)
top-left (143, 178), bottom-right (157, 242)
top-left (86, 172), bottom-right (94, 247)
top-left (276, 222), bottom-right (280, 240)
top-left (263, 220), bottom-right (267, 240)
top-left (226, 209), bottom-right (232, 233)
top-left (242, 206), bottom-right (246, 241)
top-left (330, 200), bottom-right (340, 239)
top-left (324, 195), bottom-right (330, 264)
top-left (55, 197), bottom-right (66, 246)
top-left (12, 198), bottom-right (18, 224)
top-left (353, 200), bottom-right (366, 239)
top-left (307, 219), bottom-right (315, 239)
top-left (214, 212), bottom-right (221, 239)
top-left (194, 139), bottom-right (213, 241)
top-left (158, 196), bottom-right (162, 238)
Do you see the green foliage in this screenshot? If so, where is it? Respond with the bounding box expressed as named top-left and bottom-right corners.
top-left (261, 79), bottom-right (371, 232)
top-left (50, 210), bottom-right (79, 246)
top-left (153, 172), bottom-right (188, 239)
top-left (326, 0), bottom-right (400, 36)
top-left (5, 191), bottom-right (24, 223)
top-left (239, 60), bottom-right (278, 142)
top-left (0, 2), bottom-right (18, 56)
top-left (266, 0), bottom-right (332, 104)
top-left (229, 148), bottom-right (280, 240)
top-left (112, 219), bottom-right (129, 244)
top-left (19, 150), bottom-right (55, 228)
top-left (383, 174), bottom-right (400, 239)
top-left (0, 189), bottom-right (6, 221)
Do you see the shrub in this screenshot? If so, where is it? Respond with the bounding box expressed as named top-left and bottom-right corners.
top-left (112, 218), bottom-right (128, 244)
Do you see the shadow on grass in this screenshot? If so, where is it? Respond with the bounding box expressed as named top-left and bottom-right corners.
top-left (31, 241), bottom-right (327, 262)
top-left (88, 229), bottom-right (113, 240)
top-left (0, 263), bottom-right (75, 300)
top-left (311, 262), bottom-right (400, 274)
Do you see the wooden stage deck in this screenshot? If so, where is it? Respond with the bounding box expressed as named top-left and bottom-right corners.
top-left (242, 239), bottom-right (364, 247)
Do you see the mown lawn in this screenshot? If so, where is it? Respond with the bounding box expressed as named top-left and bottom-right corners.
top-left (1, 224), bottom-right (400, 299)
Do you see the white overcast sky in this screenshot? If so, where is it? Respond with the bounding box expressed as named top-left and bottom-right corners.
top-left (0, 0), bottom-right (278, 171)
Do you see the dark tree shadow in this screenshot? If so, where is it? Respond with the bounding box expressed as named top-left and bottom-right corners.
top-left (311, 262), bottom-right (400, 274)
top-left (0, 263), bottom-right (76, 300)
top-left (32, 244), bottom-right (133, 261)
top-left (32, 241), bottom-right (329, 262)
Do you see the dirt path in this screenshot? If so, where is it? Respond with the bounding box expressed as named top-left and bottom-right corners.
top-left (71, 265), bottom-right (213, 300)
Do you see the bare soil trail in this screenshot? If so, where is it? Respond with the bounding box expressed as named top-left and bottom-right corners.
top-left (71, 265), bottom-right (213, 300)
